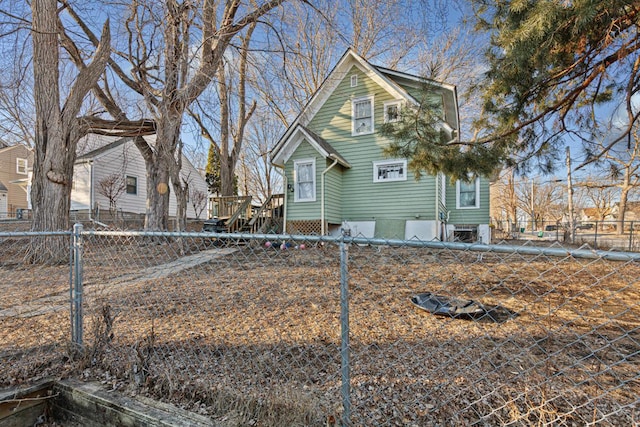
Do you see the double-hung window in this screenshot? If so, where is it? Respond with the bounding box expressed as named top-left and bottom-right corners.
top-left (352, 96), bottom-right (374, 135)
top-left (126, 176), bottom-right (138, 195)
top-left (294, 159), bottom-right (316, 202)
top-left (373, 159), bottom-right (407, 183)
top-left (456, 177), bottom-right (480, 209)
top-left (383, 101), bottom-right (402, 123)
top-left (16, 158), bottom-right (27, 175)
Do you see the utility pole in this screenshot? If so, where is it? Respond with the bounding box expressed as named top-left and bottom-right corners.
top-left (531, 178), bottom-right (535, 232)
top-left (566, 146), bottom-right (575, 244)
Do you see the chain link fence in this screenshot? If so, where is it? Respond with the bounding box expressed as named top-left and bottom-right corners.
top-left (492, 219), bottom-right (640, 251)
top-left (2, 226), bottom-right (639, 426)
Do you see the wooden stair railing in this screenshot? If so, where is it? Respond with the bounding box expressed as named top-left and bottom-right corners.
top-left (224, 196), bottom-right (252, 233)
top-left (248, 194), bottom-right (284, 234)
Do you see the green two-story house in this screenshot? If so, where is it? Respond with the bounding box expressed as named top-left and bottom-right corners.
top-left (270, 49), bottom-right (490, 242)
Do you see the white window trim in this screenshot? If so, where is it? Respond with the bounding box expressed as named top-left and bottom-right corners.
top-left (125, 175), bottom-right (138, 195)
top-left (293, 158), bottom-right (316, 202)
top-left (16, 158), bottom-right (27, 175)
top-left (383, 100), bottom-right (402, 123)
top-left (350, 74), bottom-right (358, 87)
top-left (373, 159), bottom-right (407, 183)
top-left (456, 178), bottom-right (480, 209)
top-left (352, 95), bottom-right (375, 136)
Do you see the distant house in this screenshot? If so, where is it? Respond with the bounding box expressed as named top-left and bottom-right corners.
top-left (270, 49), bottom-right (490, 242)
top-left (72, 135), bottom-right (208, 219)
top-left (0, 142), bottom-right (34, 218)
top-left (579, 207), bottom-right (617, 224)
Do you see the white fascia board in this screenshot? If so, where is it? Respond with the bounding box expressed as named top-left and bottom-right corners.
top-left (272, 51), bottom-right (355, 160)
top-left (272, 127), bottom-right (327, 167)
top-left (377, 67), bottom-right (457, 92)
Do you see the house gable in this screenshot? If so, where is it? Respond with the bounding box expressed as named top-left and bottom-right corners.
top-left (271, 48), bottom-right (459, 163)
top-left (271, 125), bottom-right (350, 168)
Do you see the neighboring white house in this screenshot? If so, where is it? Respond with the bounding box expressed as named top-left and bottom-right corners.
top-left (71, 134), bottom-right (208, 219)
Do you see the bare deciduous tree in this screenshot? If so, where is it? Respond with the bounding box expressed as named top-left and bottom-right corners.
top-left (66, 0), bottom-right (285, 230)
top-left (586, 123), bottom-right (640, 234)
top-left (490, 168), bottom-right (519, 232)
top-left (29, 0), bottom-right (110, 261)
top-left (97, 173), bottom-right (126, 217)
top-left (237, 113), bottom-right (283, 204)
top-left (189, 22), bottom-right (257, 198)
top-left (517, 180), bottom-right (564, 230)
top-left (189, 188), bottom-right (207, 220)
top-left (578, 179), bottom-right (618, 230)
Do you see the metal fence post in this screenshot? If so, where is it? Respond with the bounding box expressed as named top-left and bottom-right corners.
top-left (71, 223), bottom-right (84, 346)
top-left (340, 237), bottom-right (351, 426)
top-left (630, 222), bottom-right (634, 252)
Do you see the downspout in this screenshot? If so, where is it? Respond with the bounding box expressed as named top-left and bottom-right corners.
top-left (274, 165), bottom-right (287, 234)
top-left (321, 156), bottom-right (339, 235)
top-left (435, 174), bottom-right (440, 240)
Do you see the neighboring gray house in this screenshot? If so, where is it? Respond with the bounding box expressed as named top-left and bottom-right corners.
top-left (72, 134), bottom-right (208, 219)
top-left (270, 48), bottom-right (491, 242)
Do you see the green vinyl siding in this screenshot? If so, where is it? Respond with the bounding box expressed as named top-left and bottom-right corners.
top-left (309, 66), bottom-right (399, 148)
top-left (400, 81), bottom-right (455, 131)
top-left (285, 143), bottom-right (343, 223)
top-left (285, 142), bottom-right (320, 220)
top-left (404, 85), bottom-right (444, 118)
top-left (324, 163), bottom-right (342, 224)
top-left (445, 176), bottom-right (491, 224)
top-left (306, 65), bottom-right (436, 226)
top-left (282, 62), bottom-right (488, 237)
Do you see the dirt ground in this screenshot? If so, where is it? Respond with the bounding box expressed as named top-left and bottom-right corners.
top-left (1, 236), bottom-right (639, 426)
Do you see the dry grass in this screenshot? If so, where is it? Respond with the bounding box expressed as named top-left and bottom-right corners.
top-left (1, 238), bottom-right (639, 426)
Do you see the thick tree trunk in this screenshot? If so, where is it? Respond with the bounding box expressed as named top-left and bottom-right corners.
top-left (29, 0), bottom-right (73, 262)
top-left (32, 0), bottom-right (67, 236)
top-left (220, 160), bottom-right (237, 196)
top-left (171, 178), bottom-right (188, 231)
top-left (143, 159), bottom-right (171, 231)
top-left (170, 138), bottom-right (188, 232)
top-left (144, 118), bottom-right (189, 231)
top-left (29, 1), bottom-right (109, 262)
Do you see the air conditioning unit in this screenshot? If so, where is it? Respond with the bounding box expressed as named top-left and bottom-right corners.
top-left (453, 225), bottom-right (477, 243)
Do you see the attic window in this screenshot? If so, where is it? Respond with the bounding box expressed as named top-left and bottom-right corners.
top-left (350, 75), bottom-right (358, 87)
top-left (384, 101), bottom-right (402, 123)
top-left (352, 96), bottom-right (374, 135)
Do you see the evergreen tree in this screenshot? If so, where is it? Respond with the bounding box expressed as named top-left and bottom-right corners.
top-left (379, 87), bottom-right (506, 181)
top-left (205, 142), bottom-right (238, 195)
top-left (472, 0), bottom-right (640, 169)
top-left (205, 142), bottom-right (221, 195)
